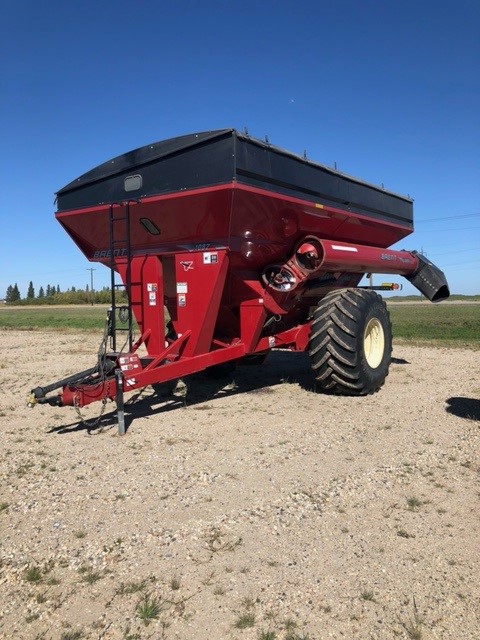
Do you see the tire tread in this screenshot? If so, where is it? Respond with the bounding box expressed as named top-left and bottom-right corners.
top-left (309, 289), bottom-right (392, 395)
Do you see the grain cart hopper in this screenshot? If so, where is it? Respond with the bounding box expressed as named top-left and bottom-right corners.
top-left (29, 129), bottom-right (449, 432)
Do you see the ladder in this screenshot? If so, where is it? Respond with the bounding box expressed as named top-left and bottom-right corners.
top-left (108, 200), bottom-right (138, 353)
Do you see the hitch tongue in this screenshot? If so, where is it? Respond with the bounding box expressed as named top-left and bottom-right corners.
top-left (28, 360), bottom-right (116, 407)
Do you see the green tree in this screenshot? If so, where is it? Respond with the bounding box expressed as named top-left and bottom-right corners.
top-left (38, 286), bottom-right (45, 298)
top-left (6, 283), bottom-right (21, 302)
top-left (27, 281), bottom-right (35, 298)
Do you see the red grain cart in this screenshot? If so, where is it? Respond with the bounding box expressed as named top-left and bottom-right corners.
top-left (30, 130), bottom-right (449, 432)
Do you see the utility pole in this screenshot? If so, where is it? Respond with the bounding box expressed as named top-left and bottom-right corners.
top-left (86, 268), bottom-right (96, 305)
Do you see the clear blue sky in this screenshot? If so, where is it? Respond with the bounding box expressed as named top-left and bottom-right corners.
top-left (1, 0), bottom-right (479, 298)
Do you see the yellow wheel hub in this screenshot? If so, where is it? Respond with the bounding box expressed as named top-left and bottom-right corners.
top-left (363, 317), bottom-right (385, 368)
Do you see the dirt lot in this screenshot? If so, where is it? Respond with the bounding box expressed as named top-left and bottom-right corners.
top-left (1, 331), bottom-right (479, 640)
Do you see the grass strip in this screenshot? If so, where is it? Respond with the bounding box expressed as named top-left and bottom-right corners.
top-left (0, 302), bottom-right (478, 347)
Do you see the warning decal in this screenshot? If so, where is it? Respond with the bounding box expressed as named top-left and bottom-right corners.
top-left (177, 282), bottom-right (188, 294)
top-left (203, 252), bottom-right (218, 264)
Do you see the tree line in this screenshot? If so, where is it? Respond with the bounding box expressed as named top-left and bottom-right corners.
top-left (4, 281), bottom-right (126, 305)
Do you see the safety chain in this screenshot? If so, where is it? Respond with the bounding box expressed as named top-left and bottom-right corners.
top-left (73, 381), bottom-right (110, 429)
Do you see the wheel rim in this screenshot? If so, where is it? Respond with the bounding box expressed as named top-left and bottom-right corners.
top-left (363, 317), bottom-right (385, 368)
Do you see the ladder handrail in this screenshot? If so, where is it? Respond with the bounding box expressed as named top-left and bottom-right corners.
top-left (108, 200), bottom-right (139, 352)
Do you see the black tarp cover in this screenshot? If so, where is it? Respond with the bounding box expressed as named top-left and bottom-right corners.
top-left (56, 129), bottom-right (413, 227)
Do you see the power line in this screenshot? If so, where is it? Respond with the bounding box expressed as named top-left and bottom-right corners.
top-left (416, 226), bottom-right (480, 233)
top-left (441, 259), bottom-right (480, 268)
top-left (416, 212), bottom-right (480, 223)
top-left (429, 247), bottom-right (480, 257)
top-left (443, 263), bottom-right (480, 274)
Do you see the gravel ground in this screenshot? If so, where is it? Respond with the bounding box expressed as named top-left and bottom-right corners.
top-left (0, 331), bottom-right (479, 640)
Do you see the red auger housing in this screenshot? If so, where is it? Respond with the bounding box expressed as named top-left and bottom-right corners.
top-left (30, 130), bottom-right (449, 432)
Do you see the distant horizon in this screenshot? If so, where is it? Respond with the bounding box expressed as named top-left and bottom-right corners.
top-left (2, 285), bottom-right (479, 303)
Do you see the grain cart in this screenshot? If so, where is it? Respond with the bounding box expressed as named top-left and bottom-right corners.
top-left (29, 129), bottom-right (449, 432)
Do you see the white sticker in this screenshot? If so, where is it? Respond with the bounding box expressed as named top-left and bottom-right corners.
top-left (178, 294), bottom-right (186, 307)
top-left (331, 244), bottom-right (358, 252)
top-left (149, 292), bottom-right (156, 301)
top-left (177, 282), bottom-right (188, 294)
top-left (147, 283), bottom-right (158, 291)
top-left (203, 251), bottom-right (218, 264)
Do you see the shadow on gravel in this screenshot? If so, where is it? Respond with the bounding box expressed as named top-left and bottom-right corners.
top-left (49, 351), bottom-right (421, 435)
top-left (48, 351), bottom-right (315, 435)
top-left (445, 397), bottom-right (480, 421)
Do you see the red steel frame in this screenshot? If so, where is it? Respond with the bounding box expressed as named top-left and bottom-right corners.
top-left (60, 239), bottom-right (420, 409)
top-left (54, 182), bottom-right (422, 411)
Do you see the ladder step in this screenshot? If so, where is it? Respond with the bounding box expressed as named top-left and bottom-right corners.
top-left (109, 201), bottom-right (134, 353)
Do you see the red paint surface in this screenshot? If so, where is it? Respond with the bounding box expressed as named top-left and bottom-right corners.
top-left (56, 183), bottom-right (419, 408)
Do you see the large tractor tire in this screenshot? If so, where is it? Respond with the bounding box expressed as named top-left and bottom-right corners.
top-left (309, 289), bottom-right (392, 395)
